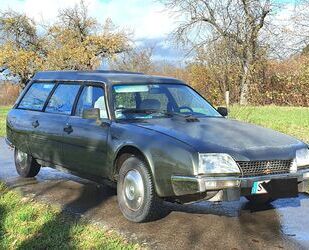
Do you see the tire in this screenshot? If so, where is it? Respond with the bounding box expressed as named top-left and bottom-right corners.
top-left (245, 194), bottom-right (275, 205)
top-left (117, 155), bottom-right (166, 222)
top-left (14, 148), bottom-right (41, 178)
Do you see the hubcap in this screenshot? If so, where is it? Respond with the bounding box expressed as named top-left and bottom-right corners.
top-left (123, 169), bottom-right (144, 211)
top-left (16, 150), bottom-right (28, 169)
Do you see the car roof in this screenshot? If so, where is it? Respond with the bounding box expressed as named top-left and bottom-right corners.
top-left (32, 70), bottom-right (185, 85)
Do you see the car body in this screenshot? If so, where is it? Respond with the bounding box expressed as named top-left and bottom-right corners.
top-left (6, 70), bottom-right (309, 222)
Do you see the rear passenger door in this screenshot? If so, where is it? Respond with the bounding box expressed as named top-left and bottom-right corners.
top-left (61, 84), bottom-right (110, 176)
top-left (38, 83), bottom-right (81, 165)
top-left (24, 83), bottom-right (80, 165)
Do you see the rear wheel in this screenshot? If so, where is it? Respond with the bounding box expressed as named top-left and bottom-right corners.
top-left (14, 148), bottom-right (41, 177)
top-left (117, 155), bottom-right (166, 222)
top-left (245, 194), bottom-right (275, 205)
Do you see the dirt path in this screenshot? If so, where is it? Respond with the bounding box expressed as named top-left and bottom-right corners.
top-left (1, 138), bottom-right (308, 249)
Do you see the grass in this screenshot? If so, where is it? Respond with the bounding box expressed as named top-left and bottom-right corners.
top-left (229, 105), bottom-right (309, 143)
top-left (0, 106), bottom-right (10, 137)
top-left (0, 183), bottom-right (138, 249)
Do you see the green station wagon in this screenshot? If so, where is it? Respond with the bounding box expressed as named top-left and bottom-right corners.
top-left (6, 70), bottom-right (309, 222)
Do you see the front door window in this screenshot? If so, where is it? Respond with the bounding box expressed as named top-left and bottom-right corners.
top-left (75, 86), bottom-right (108, 119)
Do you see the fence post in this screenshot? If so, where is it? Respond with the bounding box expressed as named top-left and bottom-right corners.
top-left (225, 90), bottom-right (230, 108)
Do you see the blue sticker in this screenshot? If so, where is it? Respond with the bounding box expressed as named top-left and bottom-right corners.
top-left (252, 182), bottom-right (258, 194)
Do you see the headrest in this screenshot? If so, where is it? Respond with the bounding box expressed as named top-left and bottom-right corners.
top-left (139, 99), bottom-right (161, 110)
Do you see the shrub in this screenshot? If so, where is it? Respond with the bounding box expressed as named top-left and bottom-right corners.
top-left (0, 82), bottom-right (20, 105)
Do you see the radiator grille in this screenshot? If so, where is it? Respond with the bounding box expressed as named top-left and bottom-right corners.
top-left (237, 160), bottom-right (292, 177)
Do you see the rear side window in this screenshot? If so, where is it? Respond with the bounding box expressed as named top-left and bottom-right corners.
top-left (45, 84), bottom-right (80, 115)
top-left (18, 83), bottom-right (54, 111)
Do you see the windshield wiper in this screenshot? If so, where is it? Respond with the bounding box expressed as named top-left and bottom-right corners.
top-left (161, 110), bottom-right (192, 118)
top-left (160, 110), bottom-right (200, 122)
top-left (118, 109), bottom-right (200, 120)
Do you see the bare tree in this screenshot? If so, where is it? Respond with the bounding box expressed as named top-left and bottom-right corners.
top-left (163, 0), bottom-right (273, 104)
top-left (292, 0), bottom-right (309, 53)
top-left (57, 0), bottom-right (98, 42)
top-left (110, 47), bottom-right (155, 74)
top-left (195, 39), bottom-right (239, 106)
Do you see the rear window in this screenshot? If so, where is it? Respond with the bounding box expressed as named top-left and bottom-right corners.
top-left (18, 83), bottom-right (55, 111)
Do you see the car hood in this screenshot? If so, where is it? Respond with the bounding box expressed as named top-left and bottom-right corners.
top-left (131, 117), bottom-right (306, 161)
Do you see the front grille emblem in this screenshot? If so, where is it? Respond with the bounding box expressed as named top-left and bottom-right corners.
top-left (263, 161), bottom-right (272, 175)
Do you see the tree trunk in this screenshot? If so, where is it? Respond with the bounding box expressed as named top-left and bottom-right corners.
top-left (20, 77), bottom-right (29, 90)
top-left (239, 60), bottom-right (250, 105)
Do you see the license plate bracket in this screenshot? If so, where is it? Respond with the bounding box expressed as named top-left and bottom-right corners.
top-left (251, 178), bottom-right (298, 198)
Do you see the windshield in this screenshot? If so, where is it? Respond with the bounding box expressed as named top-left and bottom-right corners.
top-left (112, 84), bottom-right (221, 120)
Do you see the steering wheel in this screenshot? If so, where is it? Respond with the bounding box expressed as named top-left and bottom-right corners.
top-left (178, 106), bottom-right (194, 113)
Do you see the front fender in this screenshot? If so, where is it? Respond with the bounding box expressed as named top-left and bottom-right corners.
top-left (109, 122), bottom-right (198, 197)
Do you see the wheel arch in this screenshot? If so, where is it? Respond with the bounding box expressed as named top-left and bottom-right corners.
top-left (113, 144), bottom-right (152, 181)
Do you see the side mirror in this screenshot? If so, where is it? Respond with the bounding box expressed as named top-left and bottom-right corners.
top-left (82, 108), bottom-right (100, 120)
top-left (217, 107), bottom-right (228, 117)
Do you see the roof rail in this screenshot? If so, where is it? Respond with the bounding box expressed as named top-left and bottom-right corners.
top-left (36, 70), bottom-right (144, 75)
top-left (90, 70), bottom-right (144, 75)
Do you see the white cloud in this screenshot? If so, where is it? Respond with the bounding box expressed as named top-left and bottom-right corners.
top-left (0, 0), bottom-right (176, 39)
top-left (91, 0), bottom-right (176, 39)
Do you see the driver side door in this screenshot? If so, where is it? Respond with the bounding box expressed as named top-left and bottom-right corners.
top-left (61, 84), bottom-right (110, 177)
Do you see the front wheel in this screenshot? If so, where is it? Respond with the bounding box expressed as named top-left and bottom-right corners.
top-left (14, 148), bottom-right (41, 177)
top-left (117, 156), bottom-right (166, 222)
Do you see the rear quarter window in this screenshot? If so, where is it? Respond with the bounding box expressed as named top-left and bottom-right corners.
top-left (18, 83), bottom-right (55, 111)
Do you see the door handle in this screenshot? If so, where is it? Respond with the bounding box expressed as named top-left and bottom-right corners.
top-left (32, 120), bottom-right (39, 128)
top-left (63, 124), bottom-right (73, 134)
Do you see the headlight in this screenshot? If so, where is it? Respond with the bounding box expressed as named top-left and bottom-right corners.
top-left (198, 153), bottom-right (240, 176)
top-left (295, 148), bottom-right (309, 168)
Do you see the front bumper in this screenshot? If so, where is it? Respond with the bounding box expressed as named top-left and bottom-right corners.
top-left (171, 169), bottom-right (309, 201)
